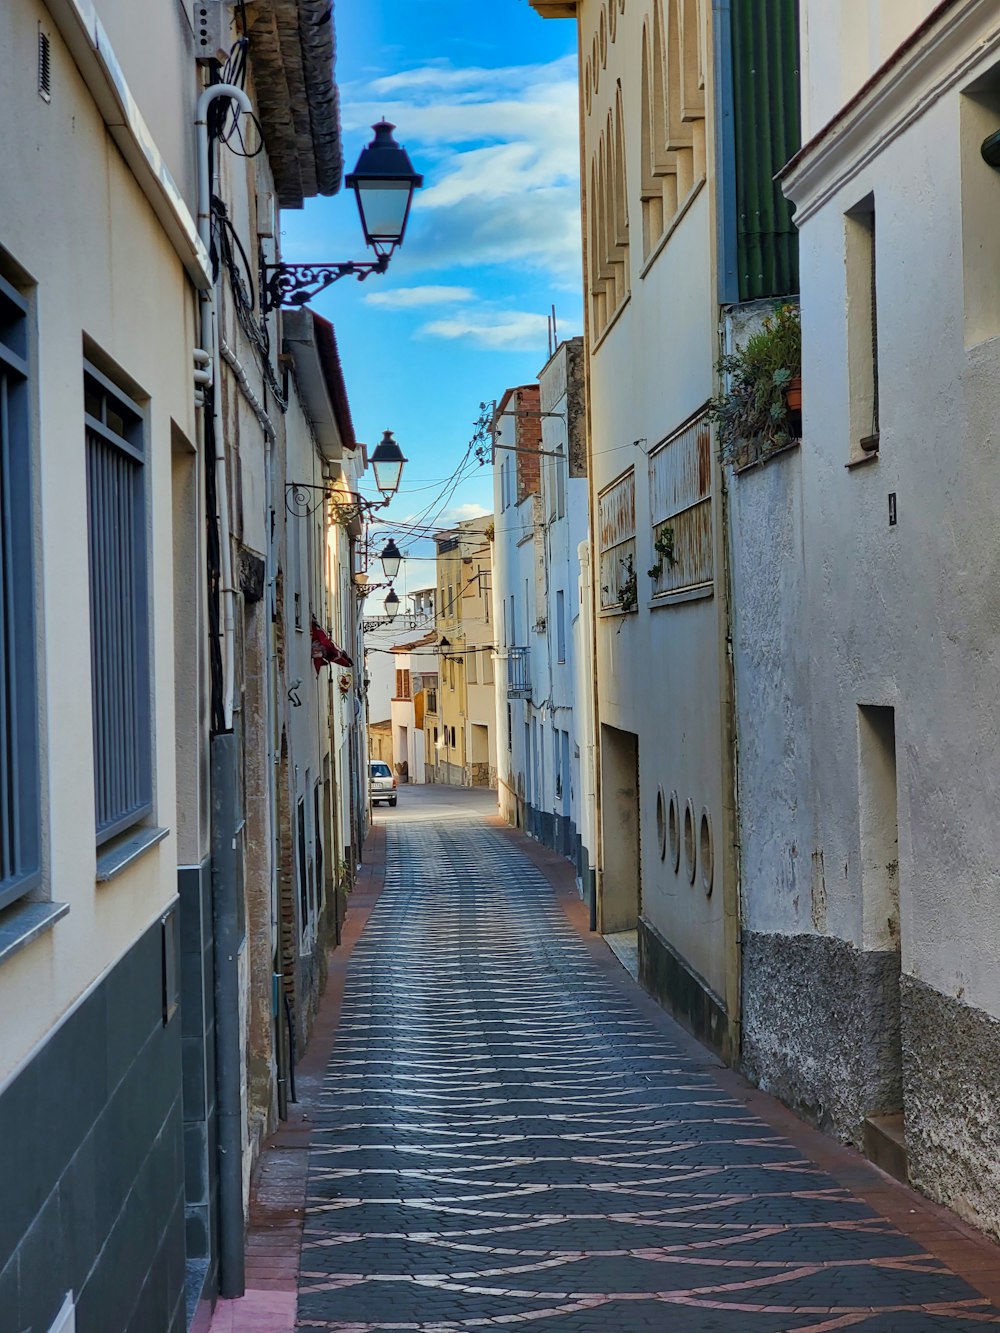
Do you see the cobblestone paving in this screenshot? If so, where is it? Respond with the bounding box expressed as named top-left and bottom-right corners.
top-left (297, 808), bottom-right (1000, 1331)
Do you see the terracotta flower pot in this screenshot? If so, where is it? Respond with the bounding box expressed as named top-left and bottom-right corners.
top-left (785, 375), bottom-right (802, 412)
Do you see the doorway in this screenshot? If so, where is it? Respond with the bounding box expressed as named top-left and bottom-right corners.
top-left (857, 704), bottom-right (906, 1179)
top-left (600, 725), bottom-right (641, 948)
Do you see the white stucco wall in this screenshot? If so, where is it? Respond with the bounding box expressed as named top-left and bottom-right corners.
top-left (784, 53), bottom-right (1000, 1018)
top-left (577, 0), bottom-right (734, 1007)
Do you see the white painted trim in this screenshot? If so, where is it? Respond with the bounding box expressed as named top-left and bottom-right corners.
top-left (784, 0), bottom-right (1000, 224)
top-left (47, 1291), bottom-right (75, 1333)
top-left (44, 0), bottom-right (212, 288)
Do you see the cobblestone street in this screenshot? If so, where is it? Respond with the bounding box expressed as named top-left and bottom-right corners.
top-left (246, 787), bottom-right (999, 1332)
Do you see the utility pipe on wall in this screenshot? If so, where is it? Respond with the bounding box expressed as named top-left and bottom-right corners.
top-left (196, 82), bottom-right (252, 733)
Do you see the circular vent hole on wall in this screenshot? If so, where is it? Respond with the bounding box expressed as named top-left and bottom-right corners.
top-left (668, 791), bottom-right (680, 872)
top-left (684, 800), bottom-right (697, 884)
top-left (656, 788), bottom-right (667, 860)
top-left (700, 809), bottom-right (714, 896)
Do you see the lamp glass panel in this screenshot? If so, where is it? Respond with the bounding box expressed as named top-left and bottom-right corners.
top-left (381, 551), bottom-right (401, 580)
top-left (372, 458), bottom-right (404, 496)
top-left (355, 180), bottom-right (411, 242)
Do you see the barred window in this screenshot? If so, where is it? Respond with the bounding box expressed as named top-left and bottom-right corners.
top-left (84, 361), bottom-right (152, 845)
top-left (0, 276), bottom-right (41, 907)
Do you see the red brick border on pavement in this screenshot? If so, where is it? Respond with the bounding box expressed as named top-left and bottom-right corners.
top-left (208, 822), bottom-right (387, 1333)
top-left (488, 813), bottom-right (1000, 1311)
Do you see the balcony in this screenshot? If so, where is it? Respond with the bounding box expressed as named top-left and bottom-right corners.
top-left (507, 646), bottom-right (531, 699)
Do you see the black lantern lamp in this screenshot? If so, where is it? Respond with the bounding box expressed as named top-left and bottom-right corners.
top-left (384, 588), bottom-right (400, 621)
top-left (370, 430), bottom-right (407, 500)
top-left (260, 121), bottom-right (423, 315)
top-left (379, 538), bottom-right (402, 580)
top-left (347, 121), bottom-right (424, 257)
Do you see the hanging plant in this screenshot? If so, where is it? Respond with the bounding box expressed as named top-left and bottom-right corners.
top-left (708, 303), bottom-right (801, 467)
top-left (648, 526), bottom-right (677, 580)
top-left (619, 554), bottom-right (638, 613)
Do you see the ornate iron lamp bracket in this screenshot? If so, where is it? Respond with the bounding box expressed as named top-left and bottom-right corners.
top-left (260, 255), bottom-right (389, 317)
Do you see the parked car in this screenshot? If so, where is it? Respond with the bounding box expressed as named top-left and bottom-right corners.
top-left (369, 760), bottom-right (397, 806)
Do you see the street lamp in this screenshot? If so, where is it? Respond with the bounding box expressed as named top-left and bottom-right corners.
top-left (347, 121), bottom-right (424, 256)
top-left (260, 121), bottom-right (423, 315)
top-left (384, 588), bottom-right (400, 621)
top-left (370, 430), bottom-right (407, 500)
top-left (379, 538), bottom-right (402, 580)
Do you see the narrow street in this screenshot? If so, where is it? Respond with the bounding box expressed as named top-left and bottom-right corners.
top-left (266, 787), bottom-right (1000, 1333)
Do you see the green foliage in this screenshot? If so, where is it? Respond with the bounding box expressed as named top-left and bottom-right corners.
top-left (708, 303), bottom-right (801, 466)
top-left (619, 554), bottom-right (638, 613)
top-left (648, 527), bottom-right (676, 582)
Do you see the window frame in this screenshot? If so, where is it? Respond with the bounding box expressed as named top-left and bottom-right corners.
top-left (0, 274), bottom-right (41, 910)
top-left (84, 357), bottom-right (153, 847)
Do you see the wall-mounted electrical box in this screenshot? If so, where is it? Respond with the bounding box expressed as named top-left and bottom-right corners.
top-left (193, 1), bottom-right (231, 64)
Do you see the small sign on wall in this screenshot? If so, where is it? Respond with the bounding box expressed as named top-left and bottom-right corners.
top-left (888, 493), bottom-right (897, 527)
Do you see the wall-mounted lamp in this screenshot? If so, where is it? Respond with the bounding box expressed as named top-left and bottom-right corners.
top-left (260, 121), bottom-right (423, 315)
top-left (370, 431), bottom-right (407, 500)
top-left (379, 538), bottom-right (402, 580)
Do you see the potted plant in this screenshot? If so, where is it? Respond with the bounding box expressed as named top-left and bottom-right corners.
top-left (709, 303), bottom-right (801, 467)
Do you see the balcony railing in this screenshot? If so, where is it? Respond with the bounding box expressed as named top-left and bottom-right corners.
top-left (507, 646), bottom-right (531, 699)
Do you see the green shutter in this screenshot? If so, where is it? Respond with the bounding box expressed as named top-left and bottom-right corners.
top-left (731, 0), bottom-right (801, 301)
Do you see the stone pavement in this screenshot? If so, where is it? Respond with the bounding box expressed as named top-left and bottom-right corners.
top-left (216, 785), bottom-right (1000, 1331)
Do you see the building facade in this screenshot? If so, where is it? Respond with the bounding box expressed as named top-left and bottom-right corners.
top-left (492, 342), bottom-right (595, 890)
top-left (0, 1), bottom-right (370, 1326)
top-left (389, 630), bottom-right (437, 784)
top-left (424, 517), bottom-right (495, 787)
top-left (756, 0), bottom-right (1000, 1237)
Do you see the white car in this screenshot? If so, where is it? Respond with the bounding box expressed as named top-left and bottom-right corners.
top-left (369, 760), bottom-right (397, 806)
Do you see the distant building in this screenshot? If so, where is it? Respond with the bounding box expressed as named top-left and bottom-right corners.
top-left (492, 341), bottom-right (595, 890)
top-left (425, 518), bottom-right (496, 787)
top-left (389, 631), bottom-right (437, 784)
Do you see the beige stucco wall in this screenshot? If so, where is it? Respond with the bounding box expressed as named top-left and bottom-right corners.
top-left (575, 0), bottom-right (736, 1015)
top-left (0, 0), bottom-right (198, 1086)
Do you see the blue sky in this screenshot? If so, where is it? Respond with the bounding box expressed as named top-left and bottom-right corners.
top-left (282, 0), bottom-right (581, 594)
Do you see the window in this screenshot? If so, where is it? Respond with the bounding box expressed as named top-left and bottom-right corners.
top-left (639, 0), bottom-right (707, 260)
top-left (84, 359), bottom-right (152, 845)
top-left (597, 467), bottom-right (636, 610)
top-left (556, 590), bottom-right (566, 663)
top-left (483, 651), bottom-right (494, 685)
top-left (395, 668), bottom-right (411, 699)
top-left (846, 195), bottom-right (879, 457)
top-left (648, 414), bottom-right (713, 598)
top-left (589, 89), bottom-right (631, 339)
top-left (0, 276), bottom-right (41, 909)
top-left (507, 703), bottom-right (512, 751)
top-left (313, 782), bottom-right (324, 918)
top-left (467, 650), bottom-right (477, 684)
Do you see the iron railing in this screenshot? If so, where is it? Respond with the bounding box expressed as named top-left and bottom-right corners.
top-left (507, 646), bottom-right (531, 699)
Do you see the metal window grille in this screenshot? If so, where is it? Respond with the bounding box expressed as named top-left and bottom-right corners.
top-left (0, 277), bottom-right (41, 908)
top-left (597, 468), bottom-right (636, 610)
top-left (84, 361), bottom-right (152, 845)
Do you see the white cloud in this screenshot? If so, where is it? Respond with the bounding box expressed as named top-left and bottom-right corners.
top-left (439, 501), bottom-right (491, 525)
top-left (420, 311), bottom-right (551, 352)
top-left (341, 56), bottom-right (582, 282)
top-left (363, 285), bottom-right (475, 310)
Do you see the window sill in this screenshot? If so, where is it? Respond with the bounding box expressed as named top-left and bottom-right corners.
top-left (846, 450), bottom-right (879, 470)
top-left (733, 439), bottom-right (800, 475)
top-left (96, 826), bottom-right (169, 883)
top-left (649, 583), bottom-right (714, 607)
top-left (0, 899), bottom-right (69, 966)
top-left (639, 177), bottom-right (706, 280)
top-left (591, 291), bottom-right (631, 355)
